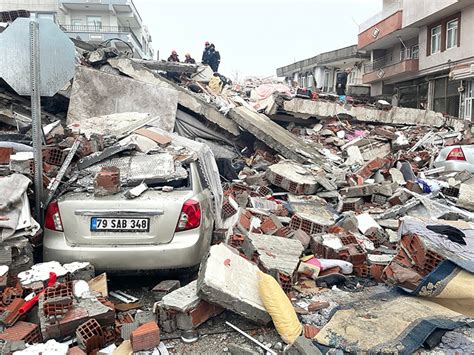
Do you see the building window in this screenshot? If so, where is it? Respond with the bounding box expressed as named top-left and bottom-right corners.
top-left (446, 19), bottom-right (459, 49)
top-left (412, 45), bottom-right (419, 59)
top-left (427, 13), bottom-right (461, 56)
top-left (87, 16), bottom-right (102, 30)
top-left (323, 70), bottom-right (330, 92)
top-left (431, 25), bottom-right (441, 54)
top-left (36, 13), bottom-right (55, 22)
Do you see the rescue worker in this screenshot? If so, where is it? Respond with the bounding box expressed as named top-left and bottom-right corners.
top-left (184, 53), bottom-right (196, 64)
top-left (167, 50), bottom-right (180, 62)
top-left (208, 43), bottom-right (221, 73)
top-left (202, 41), bottom-right (211, 65)
top-left (336, 67), bottom-right (352, 98)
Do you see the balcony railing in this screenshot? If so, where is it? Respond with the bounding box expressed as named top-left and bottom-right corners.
top-left (363, 47), bottom-right (419, 73)
top-left (60, 24), bottom-right (142, 50)
top-left (359, 0), bottom-right (403, 33)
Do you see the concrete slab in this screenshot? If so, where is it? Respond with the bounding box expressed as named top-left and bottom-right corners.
top-left (242, 233), bottom-right (304, 277)
top-left (67, 66), bottom-right (178, 132)
top-left (108, 58), bottom-right (240, 136)
top-left (197, 244), bottom-right (271, 324)
top-left (281, 98), bottom-right (451, 128)
top-left (228, 106), bottom-right (324, 165)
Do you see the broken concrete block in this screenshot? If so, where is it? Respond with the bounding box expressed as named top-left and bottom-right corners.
top-left (389, 168), bottom-right (406, 185)
top-left (197, 244), bottom-right (271, 324)
top-left (292, 229), bottom-right (311, 249)
top-left (345, 146), bottom-right (364, 166)
top-left (160, 281), bottom-right (223, 330)
top-left (266, 161), bottom-right (319, 195)
top-left (356, 213), bottom-right (382, 236)
top-left (152, 280), bottom-right (181, 301)
top-left (457, 184), bottom-right (474, 212)
top-left (388, 190), bottom-right (410, 206)
top-left (340, 184), bottom-right (378, 198)
top-left (242, 233), bottom-right (304, 278)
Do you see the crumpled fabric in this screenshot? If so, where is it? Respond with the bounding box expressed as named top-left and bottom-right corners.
top-left (0, 174), bottom-right (30, 211)
top-left (252, 84), bottom-right (292, 101)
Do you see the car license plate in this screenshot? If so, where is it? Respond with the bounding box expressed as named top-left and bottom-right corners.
top-left (90, 217), bottom-right (150, 232)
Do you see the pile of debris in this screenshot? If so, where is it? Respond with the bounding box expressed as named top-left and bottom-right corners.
top-left (1, 37), bottom-right (474, 354)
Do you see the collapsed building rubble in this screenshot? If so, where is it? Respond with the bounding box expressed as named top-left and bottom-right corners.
top-left (0, 35), bottom-right (474, 355)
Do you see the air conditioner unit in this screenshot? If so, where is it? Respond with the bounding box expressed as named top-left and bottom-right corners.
top-left (470, 64), bottom-right (474, 74)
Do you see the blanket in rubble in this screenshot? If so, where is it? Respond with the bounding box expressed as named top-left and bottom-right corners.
top-left (315, 217), bottom-right (474, 353)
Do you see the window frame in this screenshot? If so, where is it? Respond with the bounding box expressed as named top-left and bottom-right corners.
top-left (87, 16), bottom-right (102, 30)
top-left (446, 18), bottom-right (459, 50)
top-left (426, 13), bottom-right (461, 56)
top-left (431, 25), bottom-right (442, 55)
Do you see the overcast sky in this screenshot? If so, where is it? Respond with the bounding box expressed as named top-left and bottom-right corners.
top-left (134, 0), bottom-right (381, 79)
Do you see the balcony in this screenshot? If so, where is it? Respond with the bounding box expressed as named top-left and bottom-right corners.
top-left (59, 0), bottom-right (142, 26)
top-left (60, 24), bottom-right (146, 56)
top-left (363, 54), bottom-right (419, 84)
top-left (358, 5), bottom-right (403, 50)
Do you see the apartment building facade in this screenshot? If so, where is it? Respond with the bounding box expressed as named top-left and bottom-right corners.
top-left (0, 0), bottom-right (153, 59)
top-left (276, 45), bottom-right (371, 95)
top-left (359, 0), bottom-right (474, 119)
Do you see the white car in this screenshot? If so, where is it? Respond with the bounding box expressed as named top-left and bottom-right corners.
top-left (43, 161), bottom-right (215, 272)
top-left (434, 145), bottom-right (474, 173)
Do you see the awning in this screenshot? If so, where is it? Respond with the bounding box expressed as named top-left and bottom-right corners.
top-left (450, 62), bottom-right (474, 80)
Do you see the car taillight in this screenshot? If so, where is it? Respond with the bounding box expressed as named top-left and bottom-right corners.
top-left (175, 199), bottom-right (201, 232)
top-left (45, 201), bottom-right (63, 232)
top-left (446, 147), bottom-right (466, 161)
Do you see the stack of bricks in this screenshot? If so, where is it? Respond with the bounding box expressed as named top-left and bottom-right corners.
top-left (41, 282), bottom-right (74, 318)
top-left (94, 166), bottom-right (121, 196)
top-left (130, 321), bottom-right (160, 352)
top-left (76, 319), bottom-right (104, 354)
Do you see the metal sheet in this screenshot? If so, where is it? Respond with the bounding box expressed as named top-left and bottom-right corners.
top-left (82, 153), bottom-right (188, 184)
top-left (0, 18), bottom-right (75, 96)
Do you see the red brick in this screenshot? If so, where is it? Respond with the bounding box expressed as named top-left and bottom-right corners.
top-left (130, 321), bottom-right (160, 352)
top-left (94, 166), bottom-right (120, 195)
top-left (304, 324), bottom-right (320, 339)
top-left (1, 298), bottom-right (25, 326)
top-left (370, 264), bottom-right (385, 283)
top-left (0, 321), bottom-right (42, 343)
top-left (76, 319), bottom-right (104, 354)
top-left (188, 301), bottom-right (223, 327)
top-left (355, 157), bottom-right (391, 179)
top-left (0, 147), bottom-right (13, 165)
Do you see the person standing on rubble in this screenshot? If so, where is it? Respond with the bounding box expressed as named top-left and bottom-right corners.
top-left (336, 67), bottom-right (352, 100)
top-left (184, 53), bottom-right (196, 64)
top-left (202, 41), bottom-right (212, 65)
top-left (167, 50), bottom-right (180, 62)
top-left (209, 44), bottom-right (221, 73)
